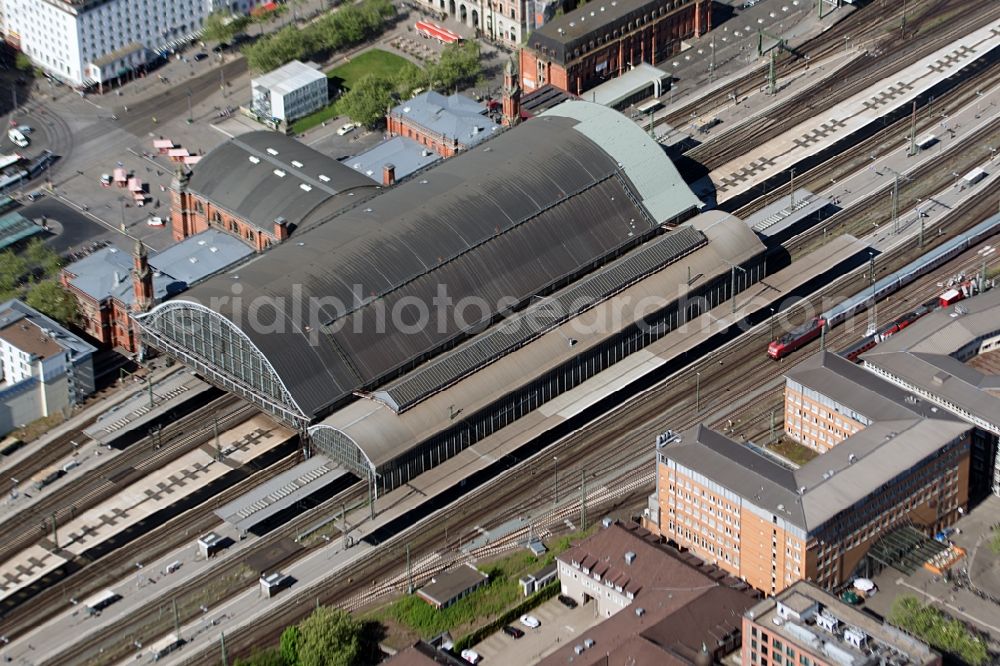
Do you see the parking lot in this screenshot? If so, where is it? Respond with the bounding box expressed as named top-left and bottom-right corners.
top-left (472, 596), bottom-right (602, 664)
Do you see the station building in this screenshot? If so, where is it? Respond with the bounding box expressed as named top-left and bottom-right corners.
top-left (385, 91), bottom-right (500, 158)
top-left (169, 132), bottom-right (378, 252)
top-left (518, 0), bottom-right (709, 96)
top-left (61, 231), bottom-right (252, 353)
top-left (139, 101), bottom-right (791, 501)
top-left (649, 351), bottom-right (974, 595)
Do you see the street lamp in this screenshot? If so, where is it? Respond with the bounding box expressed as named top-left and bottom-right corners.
top-left (695, 371), bottom-right (701, 414)
top-left (769, 307), bottom-right (776, 342)
top-left (187, 89), bottom-right (193, 123)
top-left (553, 456), bottom-right (558, 505)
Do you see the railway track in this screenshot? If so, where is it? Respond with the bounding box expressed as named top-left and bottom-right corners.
top-left (163, 185), bottom-right (1000, 665)
top-left (661, 0), bottom-right (982, 136)
top-left (0, 394), bottom-right (248, 567)
top-left (732, 54), bottom-right (1000, 220)
top-left (685, 0), bottom-right (1000, 171)
top-left (0, 452), bottom-right (303, 638)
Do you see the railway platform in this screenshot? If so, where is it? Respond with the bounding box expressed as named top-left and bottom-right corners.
top-left (83, 371), bottom-right (216, 448)
top-left (57, 416), bottom-right (292, 557)
top-left (339, 234), bottom-right (869, 543)
top-left (707, 20), bottom-right (1000, 204)
top-left (0, 415), bottom-right (293, 612)
top-left (215, 456), bottom-right (349, 535)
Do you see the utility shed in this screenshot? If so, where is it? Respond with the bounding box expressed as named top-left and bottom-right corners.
top-left (416, 564), bottom-right (488, 609)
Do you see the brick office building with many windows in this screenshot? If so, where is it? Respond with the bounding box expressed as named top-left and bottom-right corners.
top-left (743, 581), bottom-right (940, 666)
top-left (518, 0), bottom-right (710, 96)
top-left (646, 351), bottom-right (973, 595)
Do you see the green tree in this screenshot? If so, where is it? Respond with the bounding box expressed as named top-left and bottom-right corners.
top-left (296, 607), bottom-right (361, 666)
top-left (24, 239), bottom-right (61, 278)
top-left (889, 595), bottom-right (989, 666)
top-left (25, 280), bottom-right (77, 325)
top-left (339, 74), bottom-right (394, 127)
top-left (202, 11), bottom-right (250, 43)
top-left (393, 62), bottom-right (428, 99)
top-left (0, 250), bottom-right (27, 293)
top-left (15, 53), bottom-right (32, 72)
top-left (279, 625), bottom-right (301, 666)
top-left (431, 40), bottom-right (481, 92)
top-left (233, 647), bottom-right (287, 666)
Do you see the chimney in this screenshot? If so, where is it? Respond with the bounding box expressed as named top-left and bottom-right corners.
top-left (382, 163), bottom-right (396, 186)
top-left (274, 216), bottom-right (289, 242)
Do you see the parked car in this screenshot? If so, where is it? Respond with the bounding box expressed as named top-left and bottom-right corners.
top-left (337, 122), bottom-right (356, 136)
top-left (460, 649), bottom-right (481, 664)
top-left (147, 216), bottom-right (165, 227)
top-left (193, 52), bottom-right (209, 61)
top-left (519, 614), bottom-right (540, 629)
top-left (502, 625), bottom-right (524, 639)
top-left (25, 191), bottom-right (42, 202)
top-left (558, 595), bottom-right (578, 609)
top-left (16, 125), bottom-right (32, 135)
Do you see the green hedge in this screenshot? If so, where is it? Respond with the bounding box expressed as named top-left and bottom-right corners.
top-left (453, 581), bottom-right (560, 652)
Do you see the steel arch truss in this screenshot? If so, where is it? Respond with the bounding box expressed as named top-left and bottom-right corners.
top-left (308, 424), bottom-right (377, 486)
top-left (136, 300), bottom-right (307, 428)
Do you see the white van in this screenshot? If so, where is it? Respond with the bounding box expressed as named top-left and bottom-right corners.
top-left (8, 128), bottom-right (28, 148)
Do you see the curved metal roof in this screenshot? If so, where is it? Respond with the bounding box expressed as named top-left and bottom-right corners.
top-left (186, 131), bottom-right (376, 233)
top-left (158, 103), bottom-right (701, 421)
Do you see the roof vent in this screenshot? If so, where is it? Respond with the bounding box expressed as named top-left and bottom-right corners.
top-left (403, 106), bottom-right (411, 113)
top-left (273, 169), bottom-right (286, 177)
top-left (210, 247), bottom-right (218, 253)
top-left (420, 179), bottom-right (429, 184)
top-left (248, 156), bottom-right (260, 164)
top-left (318, 174), bottom-right (330, 182)
top-left (777, 504), bottom-right (785, 512)
top-left (848, 454), bottom-right (857, 463)
top-left (364, 208), bottom-right (373, 212)
top-left (635, 607), bottom-right (645, 617)
top-left (266, 148), bottom-right (279, 156)
top-left (300, 183), bottom-right (312, 192)
top-left (624, 551), bottom-right (636, 565)
top-left (600, 5), bottom-right (605, 10)
top-left (590, 10), bottom-right (595, 15)
top-left (189, 257), bottom-right (198, 264)
top-left (569, 21), bottom-right (575, 26)
top-left (799, 486), bottom-right (807, 494)
top-left (291, 160), bottom-right (303, 168)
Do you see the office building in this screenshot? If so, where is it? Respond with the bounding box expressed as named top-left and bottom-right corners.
top-left (861, 287), bottom-right (1000, 495)
top-left (4, 0), bottom-right (262, 88)
top-left (542, 520), bottom-right (757, 665)
top-left (0, 299), bottom-right (95, 434)
top-left (250, 60), bottom-right (329, 124)
top-left (649, 352), bottom-right (974, 594)
top-left (743, 581), bottom-right (941, 666)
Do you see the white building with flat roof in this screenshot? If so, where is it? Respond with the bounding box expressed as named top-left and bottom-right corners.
top-left (251, 60), bottom-right (329, 123)
top-left (3, 0), bottom-right (262, 88)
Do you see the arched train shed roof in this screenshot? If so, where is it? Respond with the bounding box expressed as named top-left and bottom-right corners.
top-left (139, 102), bottom-right (701, 423)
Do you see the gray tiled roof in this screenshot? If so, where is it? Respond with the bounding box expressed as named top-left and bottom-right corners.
top-left (64, 230), bottom-right (252, 306)
top-left (186, 131), bottom-right (376, 234)
top-left (344, 136), bottom-right (440, 184)
top-left (863, 287), bottom-right (1000, 431)
top-left (663, 408), bottom-right (971, 532)
top-left (388, 92), bottom-right (498, 148)
top-left (0, 299), bottom-right (96, 361)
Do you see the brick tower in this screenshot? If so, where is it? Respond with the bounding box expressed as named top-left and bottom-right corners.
top-left (501, 58), bottom-right (521, 128)
top-left (132, 238), bottom-right (154, 314)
